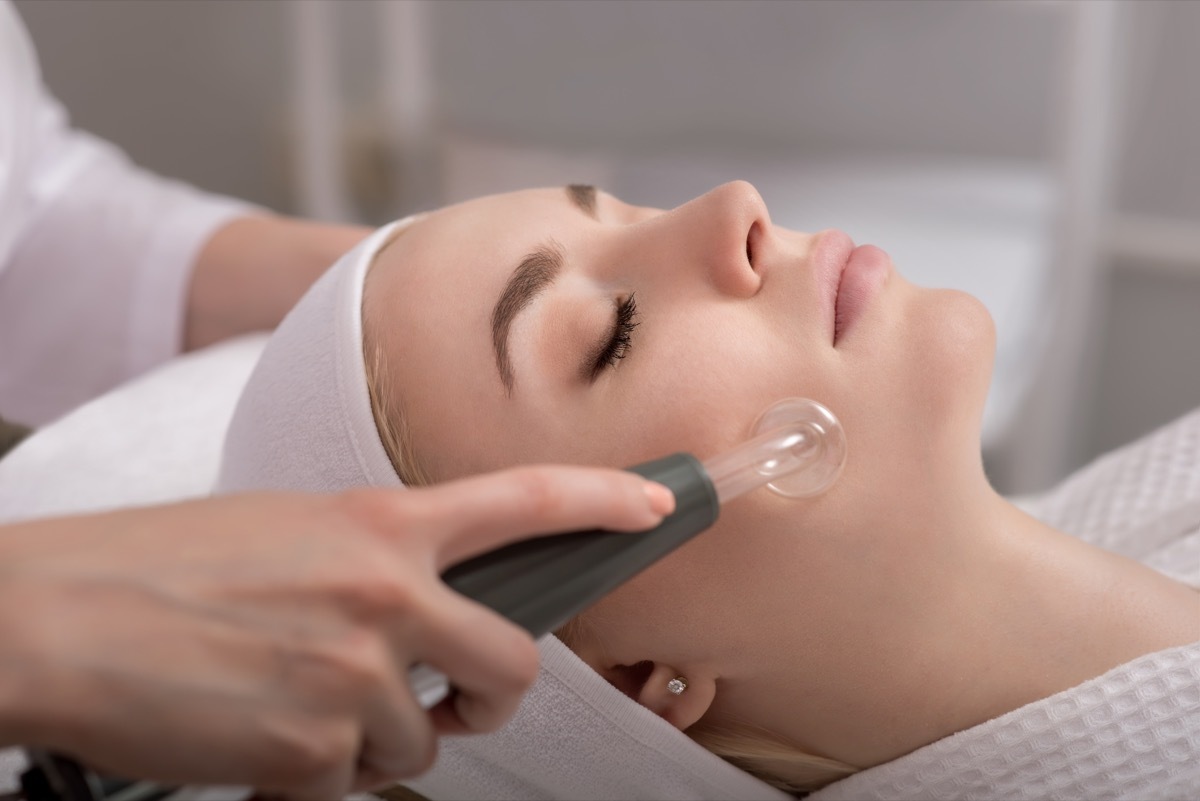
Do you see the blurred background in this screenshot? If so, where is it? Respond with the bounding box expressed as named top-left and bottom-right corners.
top-left (15, 0), bottom-right (1199, 494)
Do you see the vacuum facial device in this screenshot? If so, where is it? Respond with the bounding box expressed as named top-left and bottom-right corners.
top-left (19, 398), bottom-right (845, 801)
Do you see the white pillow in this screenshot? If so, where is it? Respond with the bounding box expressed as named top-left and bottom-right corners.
top-left (0, 333), bottom-right (267, 525)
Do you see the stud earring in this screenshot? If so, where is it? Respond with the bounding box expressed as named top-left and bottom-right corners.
top-left (666, 676), bottom-right (688, 695)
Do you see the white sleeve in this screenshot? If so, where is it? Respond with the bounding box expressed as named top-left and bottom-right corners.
top-left (0, 69), bottom-right (259, 426)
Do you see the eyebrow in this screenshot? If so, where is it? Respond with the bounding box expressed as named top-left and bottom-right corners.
top-left (567, 183), bottom-right (598, 219)
top-left (491, 185), bottom-right (598, 394)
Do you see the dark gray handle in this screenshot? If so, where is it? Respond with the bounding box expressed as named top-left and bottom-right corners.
top-left (440, 453), bottom-right (719, 637)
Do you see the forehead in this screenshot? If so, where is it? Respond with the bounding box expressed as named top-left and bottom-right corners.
top-left (379, 188), bottom-right (572, 306)
top-left (362, 188), bottom-right (575, 477)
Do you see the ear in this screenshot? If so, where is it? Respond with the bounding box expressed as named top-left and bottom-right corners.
top-left (600, 660), bottom-right (716, 730)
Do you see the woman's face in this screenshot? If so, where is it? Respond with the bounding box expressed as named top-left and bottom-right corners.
top-left (365, 182), bottom-right (996, 760)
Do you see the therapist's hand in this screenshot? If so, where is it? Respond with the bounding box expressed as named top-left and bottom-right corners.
top-left (185, 215), bottom-right (371, 352)
top-left (0, 465), bottom-right (674, 800)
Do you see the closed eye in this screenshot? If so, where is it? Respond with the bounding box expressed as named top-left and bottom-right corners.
top-left (586, 294), bottom-right (639, 381)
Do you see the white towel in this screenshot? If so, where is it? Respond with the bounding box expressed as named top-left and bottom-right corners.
top-left (0, 333), bottom-right (266, 523)
top-left (214, 218), bottom-right (413, 496)
top-left (809, 642), bottom-right (1200, 801)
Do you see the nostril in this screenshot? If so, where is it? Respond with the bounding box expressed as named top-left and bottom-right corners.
top-left (746, 220), bottom-right (763, 272)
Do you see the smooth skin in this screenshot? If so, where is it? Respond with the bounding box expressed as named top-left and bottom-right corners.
top-left (0, 466), bottom-right (674, 799)
top-left (365, 181), bottom-right (1200, 771)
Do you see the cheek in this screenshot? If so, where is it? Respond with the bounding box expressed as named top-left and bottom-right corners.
top-left (576, 489), bottom-right (823, 670)
top-left (582, 312), bottom-right (838, 470)
top-left (576, 516), bottom-right (771, 665)
top-left (897, 287), bottom-right (995, 431)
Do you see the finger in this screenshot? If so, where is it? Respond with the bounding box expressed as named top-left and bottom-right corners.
top-left (412, 465), bottom-right (675, 570)
top-left (268, 735), bottom-right (357, 801)
top-left (406, 582), bottom-right (541, 734)
top-left (355, 670), bottom-right (439, 785)
top-left (425, 695), bottom-right (472, 737)
top-left (349, 765), bottom-right (431, 797)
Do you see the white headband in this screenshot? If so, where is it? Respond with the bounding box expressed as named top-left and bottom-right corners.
top-left (213, 216), bottom-right (788, 800)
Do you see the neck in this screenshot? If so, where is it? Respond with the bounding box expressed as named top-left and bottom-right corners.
top-left (746, 480), bottom-right (1200, 769)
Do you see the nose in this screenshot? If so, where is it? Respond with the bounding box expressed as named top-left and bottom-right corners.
top-left (649, 180), bottom-right (770, 299)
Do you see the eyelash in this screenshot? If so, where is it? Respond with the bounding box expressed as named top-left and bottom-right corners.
top-left (589, 294), bottom-right (639, 380)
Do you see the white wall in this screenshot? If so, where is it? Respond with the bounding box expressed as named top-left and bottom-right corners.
top-left (429, 0), bottom-right (1059, 160)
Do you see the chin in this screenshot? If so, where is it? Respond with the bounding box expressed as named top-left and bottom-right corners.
top-left (873, 284), bottom-right (995, 451)
top-left (937, 287), bottom-right (995, 384)
top-left (917, 287), bottom-right (996, 451)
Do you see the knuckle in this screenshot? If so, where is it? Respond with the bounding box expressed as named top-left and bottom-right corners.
top-left (332, 629), bottom-right (394, 689)
top-left (456, 690), bottom-right (510, 735)
top-left (349, 569), bottom-right (422, 618)
top-left (365, 713), bottom-right (438, 779)
top-left (510, 468), bottom-right (567, 520)
top-left (296, 729), bottom-right (354, 778)
top-left (316, 556), bottom-right (424, 623)
top-left (411, 732), bottom-right (439, 774)
top-left (261, 719), bottom-right (356, 789)
top-left (451, 691), bottom-right (488, 734)
top-left (335, 488), bottom-right (421, 538)
top-left (490, 628), bottom-right (540, 697)
top-left (289, 630), bottom-right (392, 701)
top-left (332, 487), bottom-right (382, 520)
top-left (509, 635), bottom-right (541, 690)
top-left (603, 471), bottom-right (640, 506)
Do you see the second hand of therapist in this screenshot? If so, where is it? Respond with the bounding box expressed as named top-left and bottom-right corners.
top-left (0, 466), bottom-right (675, 800)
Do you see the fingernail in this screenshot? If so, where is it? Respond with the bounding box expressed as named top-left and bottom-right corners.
top-left (643, 481), bottom-right (676, 517)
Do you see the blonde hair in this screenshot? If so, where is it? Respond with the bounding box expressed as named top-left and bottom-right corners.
top-left (361, 257), bottom-right (858, 795)
top-left (687, 720), bottom-right (859, 794)
top-left (363, 331), bottom-right (433, 488)
top-left (362, 235), bottom-right (434, 488)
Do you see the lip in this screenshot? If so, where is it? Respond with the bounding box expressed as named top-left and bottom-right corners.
top-left (810, 229), bottom-right (854, 345)
top-left (810, 230), bottom-right (891, 346)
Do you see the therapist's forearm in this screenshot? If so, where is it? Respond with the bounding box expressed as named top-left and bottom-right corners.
top-left (184, 215), bottom-right (371, 351)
